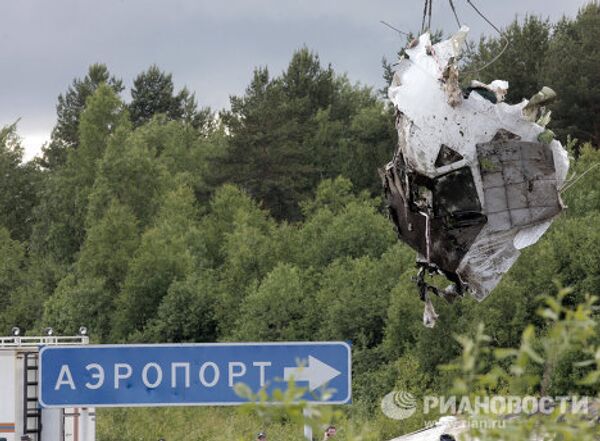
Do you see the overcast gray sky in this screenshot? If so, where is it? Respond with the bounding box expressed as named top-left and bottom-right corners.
top-left (1, 0), bottom-right (590, 160)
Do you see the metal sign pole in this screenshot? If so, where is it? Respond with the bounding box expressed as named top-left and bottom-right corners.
top-left (303, 407), bottom-right (313, 441)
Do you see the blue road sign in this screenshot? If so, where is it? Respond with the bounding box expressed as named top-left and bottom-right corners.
top-left (39, 342), bottom-right (351, 407)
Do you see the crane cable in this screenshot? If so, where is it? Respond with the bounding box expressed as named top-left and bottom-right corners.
top-left (384, 0), bottom-right (509, 74)
top-left (462, 0), bottom-right (510, 74)
top-left (428, 0), bottom-right (433, 31)
top-left (561, 163), bottom-right (600, 193)
top-left (449, 0), bottom-right (461, 27)
top-left (465, 0), bottom-right (502, 36)
top-left (420, 0), bottom-right (434, 33)
top-left (380, 20), bottom-right (409, 36)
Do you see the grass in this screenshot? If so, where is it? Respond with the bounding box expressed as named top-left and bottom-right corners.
top-left (95, 405), bottom-right (408, 441)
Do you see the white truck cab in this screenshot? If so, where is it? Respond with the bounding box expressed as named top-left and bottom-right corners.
top-left (0, 335), bottom-right (95, 441)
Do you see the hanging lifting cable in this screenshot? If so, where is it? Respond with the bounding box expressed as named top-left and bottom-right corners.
top-left (421, 0), bottom-right (429, 33)
top-left (465, 0), bottom-right (502, 35)
top-left (561, 163), bottom-right (600, 193)
top-left (448, 0), bottom-right (476, 62)
top-left (449, 0), bottom-right (461, 28)
top-left (428, 0), bottom-right (433, 31)
top-left (380, 20), bottom-right (410, 36)
top-left (420, 0), bottom-right (434, 33)
top-left (463, 0), bottom-right (510, 74)
top-left (383, 0), bottom-right (508, 74)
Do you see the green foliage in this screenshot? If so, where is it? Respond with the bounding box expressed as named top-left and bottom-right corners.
top-left (0, 230), bottom-right (49, 335)
top-left (234, 263), bottom-right (317, 341)
top-left (218, 63), bottom-right (313, 220)
top-left (96, 405), bottom-right (383, 441)
top-left (31, 84), bottom-right (127, 263)
top-left (295, 179), bottom-right (395, 268)
top-left (463, 15), bottom-right (551, 103)
top-left (129, 65), bottom-right (208, 129)
top-left (198, 184), bottom-right (268, 267)
top-left (41, 201), bottom-right (139, 340)
top-left (211, 192), bottom-right (279, 330)
top-left (143, 271), bottom-right (219, 343)
top-left (219, 48), bottom-right (393, 220)
top-left (0, 227), bottom-right (25, 313)
top-left (55, 64), bottom-right (124, 145)
top-left (111, 186), bottom-right (201, 340)
top-left (543, 3), bottom-right (600, 144)
top-left (0, 123), bottom-right (41, 241)
top-left (459, 4), bottom-right (600, 145)
top-left (544, 215), bottom-right (600, 295)
top-left (308, 80), bottom-right (395, 194)
top-left (135, 117), bottom-right (225, 201)
top-left (316, 252), bottom-right (401, 348)
top-left (300, 176), bottom-right (356, 216)
top-left (42, 64), bottom-right (124, 169)
top-left (562, 143), bottom-right (600, 215)
top-left (442, 289), bottom-right (600, 440)
top-left (78, 200), bottom-right (140, 293)
top-left (77, 84), bottom-right (129, 173)
top-left (86, 126), bottom-right (166, 227)
top-left (43, 274), bottom-right (108, 338)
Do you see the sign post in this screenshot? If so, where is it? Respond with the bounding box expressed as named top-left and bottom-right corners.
top-left (39, 342), bottom-right (351, 408)
top-left (303, 407), bottom-right (313, 441)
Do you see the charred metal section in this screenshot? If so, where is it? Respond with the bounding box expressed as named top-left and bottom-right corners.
top-left (435, 144), bottom-right (464, 168)
top-left (384, 153), bottom-right (486, 275)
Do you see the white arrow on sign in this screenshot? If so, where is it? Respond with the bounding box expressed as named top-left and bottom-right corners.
top-left (283, 355), bottom-right (341, 391)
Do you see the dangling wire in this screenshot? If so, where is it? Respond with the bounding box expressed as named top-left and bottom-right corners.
top-left (465, 0), bottom-right (503, 35)
top-left (421, 0), bottom-right (429, 33)
top-left (561, 163), bottom-right (600, 193)
top-left (462, 0), bottom-right (510, 74)
top-left (420, 0), bottom-right (434, 33)
top-left (449, 0), bottom-right (461, 28)
top-left (397, 0), bottom-right (508, 74)
top-left (380, 20), bottom-right (410, 36)
top-left (428, 0), bottom-right (433, 31)
top-left (448, 0), bottom-right (476, 64)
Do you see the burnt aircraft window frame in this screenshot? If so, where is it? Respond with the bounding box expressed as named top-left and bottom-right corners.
top-left (433, 166), bottom-right (482, 221)
top-left (435, 144), bottom-right (464, 168)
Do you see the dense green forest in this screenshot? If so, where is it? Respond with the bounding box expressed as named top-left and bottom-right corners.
top-left (1, 3), bottom-right (599, 440)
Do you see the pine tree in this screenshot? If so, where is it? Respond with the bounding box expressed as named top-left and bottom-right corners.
top-left (42, 64), bottom-right (123, 169)
top-left (129, 65), bottom-right (206, 128)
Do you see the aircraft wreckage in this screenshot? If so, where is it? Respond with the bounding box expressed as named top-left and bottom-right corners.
top-left (382, 27), bottom-right (569, 327)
